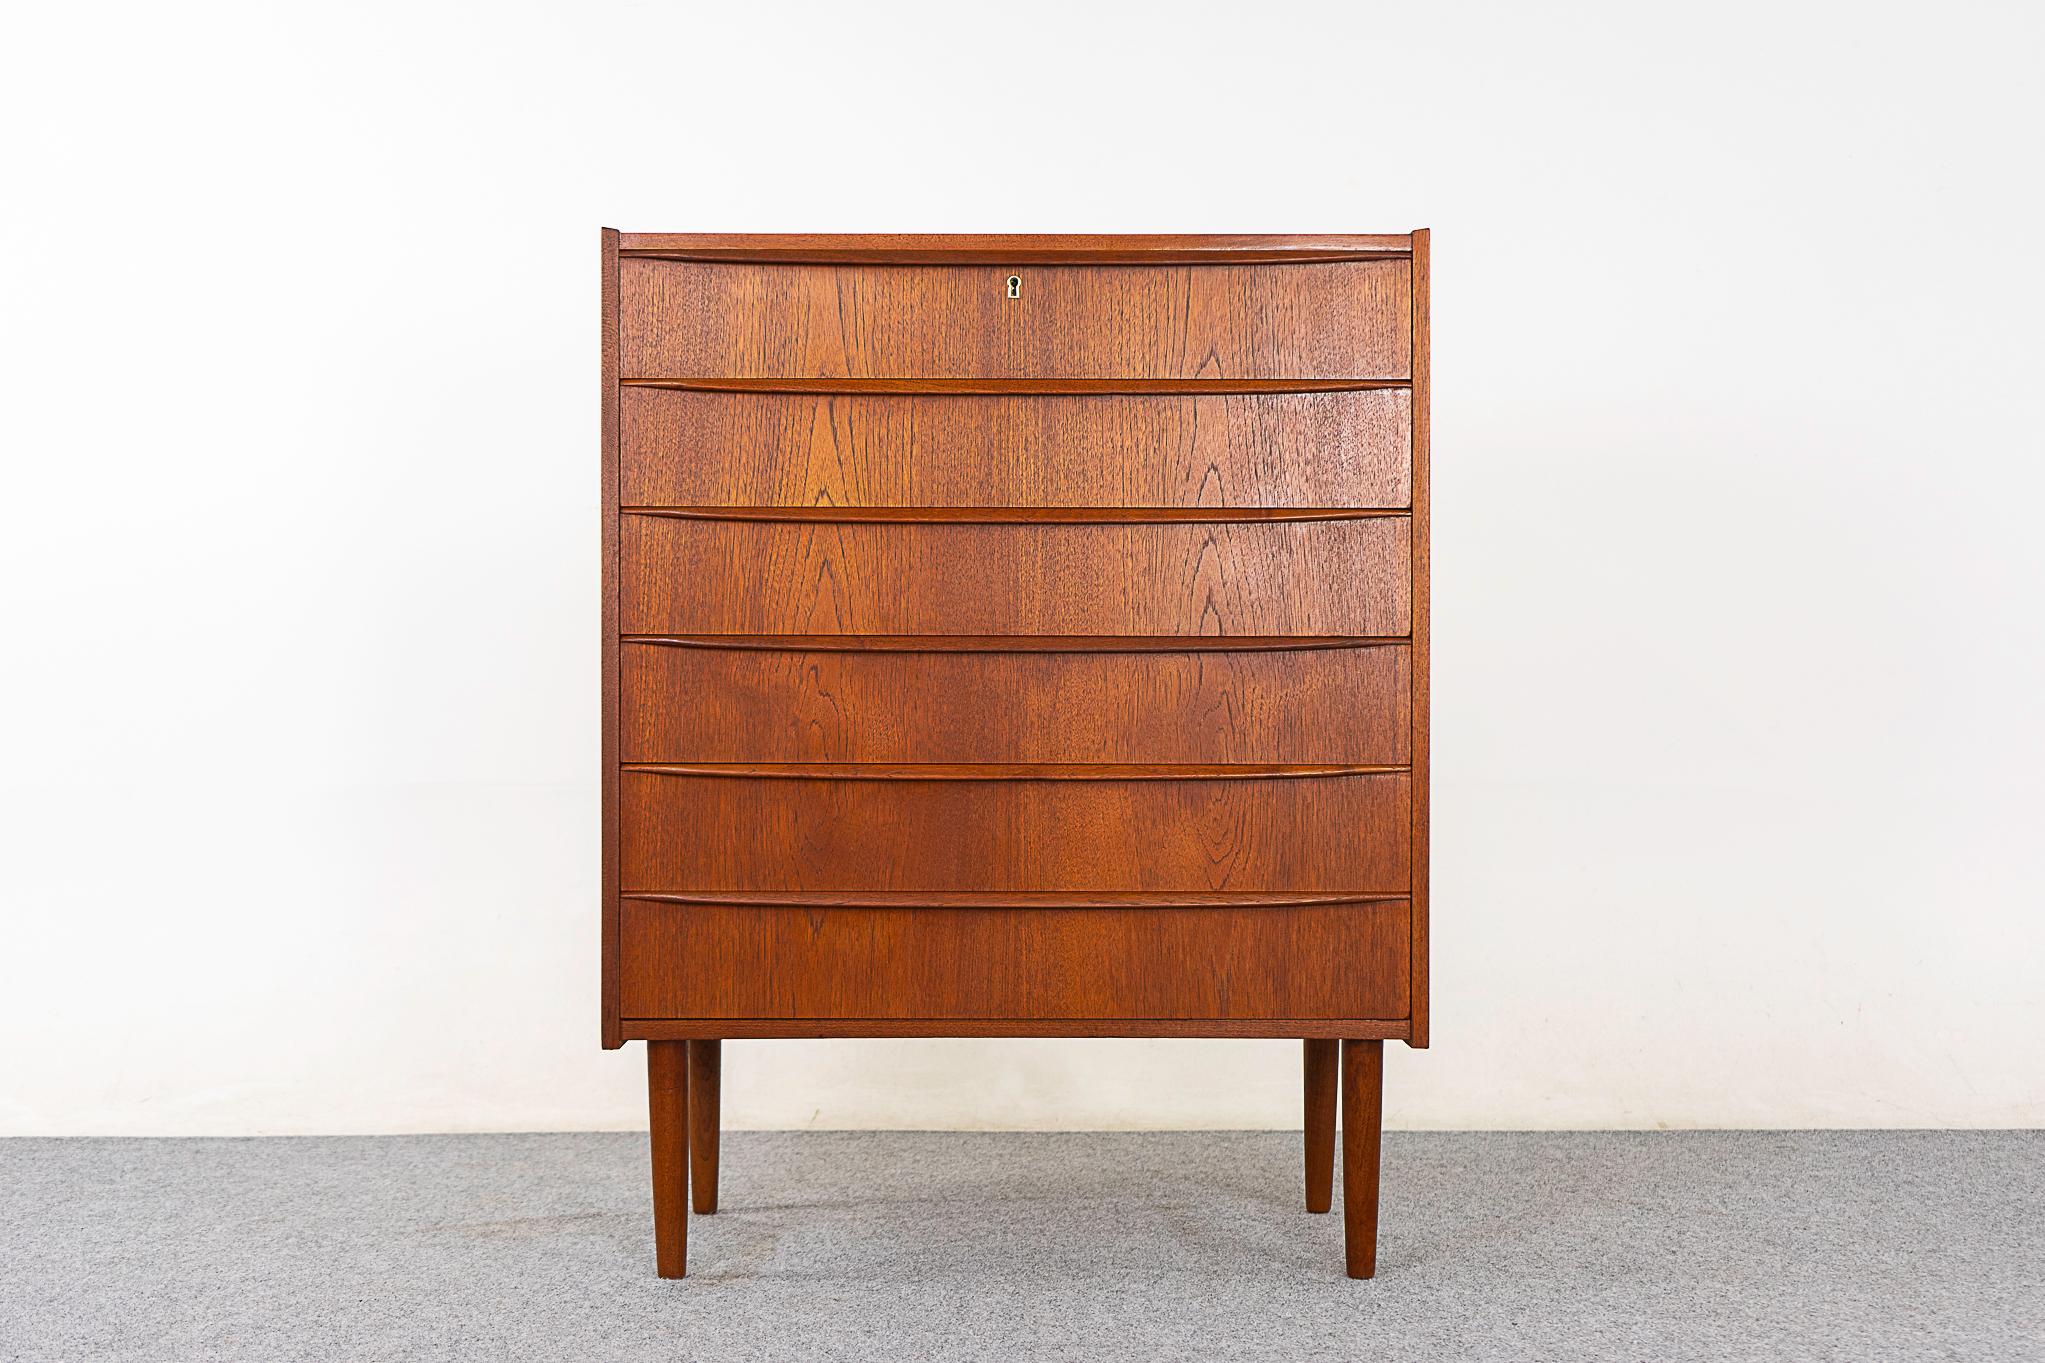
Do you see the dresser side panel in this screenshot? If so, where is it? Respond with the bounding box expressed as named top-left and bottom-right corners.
top-left (601, 228), bottom-right (623, 1049)
top-left (1408, 230), bottom-right (1432, 1049)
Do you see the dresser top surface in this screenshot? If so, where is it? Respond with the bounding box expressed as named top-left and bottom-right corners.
top-left (610, 232), bottom-right (1421, 263)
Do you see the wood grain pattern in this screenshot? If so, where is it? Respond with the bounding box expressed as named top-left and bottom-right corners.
top-left (622, 642), bottom-right (1409, 764)
top-left (601, 229), bottom-right (623, 1051)
top-left (620, 388), bottom-right (1411, 508)
top-left (647, 1040), bottom-right (687, 1277)
top-left (687, 1040), bottom-right (720, 1215)
top-left (1304, 1039), bottom-right (1338, 1213)
top-left (615, 232), bottom-right (1414, 263)
top-left (619, 769), bottom-right (1410, 893)
top-left (620, 902), bottom-right (1411, 1020)
top-left (1408, 228), bottom-right (1432, 1051)
top-left (619, 260), bottom-right (1411, 380)
top-left (620, 516), bottom-right (1410, 637)
top-left (1342, 1038), bottom-right (1385, 1278)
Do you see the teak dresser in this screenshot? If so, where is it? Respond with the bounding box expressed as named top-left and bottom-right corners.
top-left (599, 231), bottom-right (1431, 1280)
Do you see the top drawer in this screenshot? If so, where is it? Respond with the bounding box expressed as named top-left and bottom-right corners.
top-left (618, 261), bottom-right (1412, 380)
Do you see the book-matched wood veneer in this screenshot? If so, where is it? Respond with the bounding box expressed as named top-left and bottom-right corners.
top-left (603, 231), bottom-right (1431, 1281)
top-left (620, 900), bottom-right (1411, 1020)
top-left (620, 516), bottom-right (1411, 636)
top-left (620, 387), bottom-right (1412, 508)
top-left (619, 767), bottom-right (1411, 894)
top-left (619, 259), bottom-right (1411, 379)
top-left (621, 640), bottom-right (1411, 764)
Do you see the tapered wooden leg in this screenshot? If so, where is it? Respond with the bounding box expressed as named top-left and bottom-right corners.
top-left (648, 1040), bottom-right (689, 1278)
top-left (1303, 1039), bottom-right (1338, 1213)
top-left (688, 1040), bottom-right (721, 1214)
top-left (1340, 1038), bottom-right (1384, 1279)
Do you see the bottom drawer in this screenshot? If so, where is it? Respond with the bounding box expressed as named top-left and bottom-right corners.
top-left (619, 899), bottom-right (1411, 1020)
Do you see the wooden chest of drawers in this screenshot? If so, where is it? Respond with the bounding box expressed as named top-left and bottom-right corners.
top-left (600, 232), bottom-right (1431, 1280)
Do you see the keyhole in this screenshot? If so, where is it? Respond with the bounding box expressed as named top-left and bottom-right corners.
top-left (1006, 274), bottom-right (1021, 299)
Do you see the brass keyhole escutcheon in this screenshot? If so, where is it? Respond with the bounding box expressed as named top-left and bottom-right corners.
top-left (1006, 274), bottom-right (1021, 299)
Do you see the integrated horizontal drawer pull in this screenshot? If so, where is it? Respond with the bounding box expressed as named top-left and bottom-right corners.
top-left (621, 634), bottom-right (1407, 653)
top-left (621, 762), bottom-right (1404, 781)
top-left (621, 506), bottom-right (1407, 524)
top-left (621, 760), bottom-right (1409, 893)
top-left (618, 890), bottom-right (1407, 908)
top-left (621, 377), bottom-right (1406, 395)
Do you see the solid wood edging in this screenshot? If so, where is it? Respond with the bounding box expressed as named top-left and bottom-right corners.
top-left (1408, 227), bottom-right (1432, 1051)
top-left (600, 227), bottom-right (623, 1051)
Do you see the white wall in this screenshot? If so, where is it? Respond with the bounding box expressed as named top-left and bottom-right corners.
top-left (3, 0), bottom-right (2041, 1136)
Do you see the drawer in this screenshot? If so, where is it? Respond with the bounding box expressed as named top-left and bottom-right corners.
top-left (621, 642), bottom-right (1410, 764)
top-left (618, 260), bottom-right (1411, 379)
top-left (619, 516), bottom-right (1410, 636)
top-left (619, 900), bottom-right (1412, 1020)
top-left (619, 769), bottom-right (1410, 892)
top-left (619, 388), bottom-right (1412, 509)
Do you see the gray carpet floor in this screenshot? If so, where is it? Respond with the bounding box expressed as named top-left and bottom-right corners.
top-left (1, 1132), bottom-right (2039, 1362)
